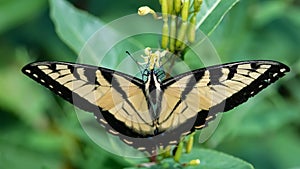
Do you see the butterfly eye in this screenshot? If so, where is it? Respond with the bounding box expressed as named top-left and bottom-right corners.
top-left (154, 69), bottom-right (166, 81)
top-left (142, 69), bottom-right (150, 81)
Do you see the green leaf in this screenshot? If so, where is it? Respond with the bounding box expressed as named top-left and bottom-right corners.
top-left (49, 0), bottom-right (240, 55)
top-left (0, 0), bottom-right (47, 34)
top-left (196, 0), bottom-right (240, 35)
top-left (125, 148), bottom-right (254, 169)
top-left (0, 48), bottom-right (52, 127)
top-left (49, 0), bottom-right (105, 54)
top-left (252, 1), bottom-right (288, 27)
top-left (183, 0), bottom-right (240, 67)
top-left (0, 126), bottom-right (62, 169)
top-left (182, 148), bottom-right (254, 169)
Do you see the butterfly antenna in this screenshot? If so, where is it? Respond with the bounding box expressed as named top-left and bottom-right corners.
top-left (126, 51), bottom-right (144, 74)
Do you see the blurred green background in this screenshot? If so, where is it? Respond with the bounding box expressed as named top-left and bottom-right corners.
top-left (0, 0), bottom-right (300, 169)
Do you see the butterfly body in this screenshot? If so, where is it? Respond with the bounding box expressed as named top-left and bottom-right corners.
top-left (22, 59), bottom-right (290, 153)
top-left (145, 69), bottom-right (162, 119)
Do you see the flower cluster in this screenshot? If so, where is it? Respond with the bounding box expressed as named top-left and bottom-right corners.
top-left (138, 0), bottom-right (203, 54)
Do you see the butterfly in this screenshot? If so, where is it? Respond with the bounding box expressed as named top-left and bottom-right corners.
top-left (22, 51), bottom-right (289, 154)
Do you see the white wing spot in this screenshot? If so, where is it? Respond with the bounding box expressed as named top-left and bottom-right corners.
top-left (137, 147), bottom-right (146, 151)
top-left (49, 85), bottom-right (54, 89)
top-left (273, 73), bottom-right (278, 77)
top-left (123, 139), bottom-right (133, 145)
top-left (109, 129), bottom-right (119, 135)
top-left (195, 125), bottom-right (205, 129)
top-left (94, 116), bottom-right (97, 119)
top-left (260, 65), bottom-right (271, 69)
top-left (56, 64), bottom-right (68, 70)
top-left (280, 68), bottom-right (286, 72)
top-left (205, 116), bottom-right (213, 121)
top-left (25, 69), bottom-right (31, 74)
top-left (33, 74), bottom-right (38, 78)
top-left (182, 131), bottom-right (191, 136)
top-left (58, 91), bottom-right (62, 95)
top-left (251, 91), bottom-right (255, 95)
top-left (238, 64), bottom-right (251, 69)
top-left (37, 65), bottom-right (48, 69)
top-left (169, 140), bottom-right (177, 144)
top-left (99, 118), bottom-right (108, 124)
top-left (40, 79), bottom-right (45, 83)
top-left (264, 79), bottom-right (271, 83)
top-left (259, 84), bottom-right (263, 88)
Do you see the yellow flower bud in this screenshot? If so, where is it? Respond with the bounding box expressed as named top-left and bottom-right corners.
top-left (186, 132), bottom-right (195, 153)
top-left (138, 6), bottom-right (158, 19)
top-left (188, 15), bottom-right (196, 43)
top-left (174, 141), bottom-right (183, 162)
top-left (194, 0), bottom-right (203, 12)
top-left (181, 0), bottom-right (190, 22)
top-left (169, 15), bottom-right (177, 52)
top-left (161, 22), bottom-right (169, 49)
top-left (163, 146), bottom-right (171, 157)
top-left (138, 6), bottom-right (151, 16)
top-left (168, 0), bottom-right (174, 14)
top-left (189, 159), bottom-right (200, 166)
top-left (174, 0), bottom-right (181, 14)
top-left (144, 47), bottom-right (151, 56)
top-left (175, 21), bottom-right (188, 49)
top-left (161, 0), bottom-right (168, 21)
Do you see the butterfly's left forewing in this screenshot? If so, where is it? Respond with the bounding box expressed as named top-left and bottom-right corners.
top-left (22, 62), bottom-right (158, 137)
top-left (160, 60), bottom-right (290, 132)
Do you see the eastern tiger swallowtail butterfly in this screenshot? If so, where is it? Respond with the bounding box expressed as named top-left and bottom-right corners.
top-left (22, 52), bottom-right (289, 154)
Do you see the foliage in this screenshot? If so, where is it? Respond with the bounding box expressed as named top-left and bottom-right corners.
top-left (0, 0), bottom-right (299, 169)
